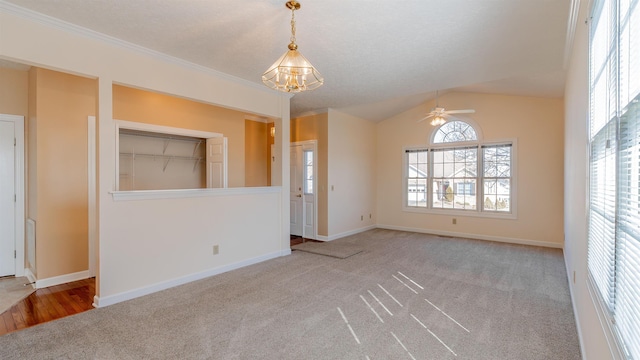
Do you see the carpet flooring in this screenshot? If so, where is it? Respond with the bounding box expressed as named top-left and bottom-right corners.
top-left (292, 241), bottom-right (363, 258)
top-left (0, 229), bottom-right (581, 359)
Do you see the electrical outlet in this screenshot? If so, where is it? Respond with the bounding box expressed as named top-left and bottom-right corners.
top-left (213, 245), bottom-right (219, 255)
top-left (452, 218), bottom-right (457, 225)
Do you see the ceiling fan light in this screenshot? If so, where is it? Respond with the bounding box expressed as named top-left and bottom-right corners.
top-left (430, 116), bottom-right (446, 126)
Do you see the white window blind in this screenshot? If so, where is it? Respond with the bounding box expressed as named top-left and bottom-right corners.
top-left (588, 0), bottom-right (640, 358)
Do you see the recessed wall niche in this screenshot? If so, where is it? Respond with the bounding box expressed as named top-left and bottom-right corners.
top-left (119, 129), bottom-right (207, 191)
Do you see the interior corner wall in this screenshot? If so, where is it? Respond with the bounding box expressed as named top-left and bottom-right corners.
top-left (327, 109), bottom-right (377, 239)
top-left (244, 119), bottom-right (268, 187)
top-left (32, 67), bottom-right (95, 280)
top-left (27, 67), bottom-right (37, 226)
top-left (564, 0), bottom-right (613, 358)
top-left (112, 85), bottom-right (247, 187)
top-left (376, 91), bottom-right (565, 247)
top-left (291, 113), bottom-right (328, 236)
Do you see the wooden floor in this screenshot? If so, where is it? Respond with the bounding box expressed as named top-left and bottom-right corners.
top-left (0, 278), bottom-right (95, 336)
top-left (1, 240), bottom-right (311, 336)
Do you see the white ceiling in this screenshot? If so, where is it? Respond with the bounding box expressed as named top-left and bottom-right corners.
top-left (1, 0), bottom-right (573, 121)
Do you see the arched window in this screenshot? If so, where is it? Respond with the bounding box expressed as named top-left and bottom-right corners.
top-left (432, 121), bottom-right (478, 143)
top-left (404, 119), bottom-right (514, 215)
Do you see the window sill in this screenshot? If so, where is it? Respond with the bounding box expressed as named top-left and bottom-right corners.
top-left (586, 273), bottom-right (627, 360)
top-left (402, 206), bottom-right (517, 220)
top-left (111, 186), bottom-right (281, 201)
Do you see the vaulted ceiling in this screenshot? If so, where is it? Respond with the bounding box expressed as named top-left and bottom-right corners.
top-left (1, 0), bottom-right (573, 121)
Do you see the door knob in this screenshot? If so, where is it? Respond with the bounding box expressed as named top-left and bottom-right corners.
top-left (296, 194), bottom-right (302, 197)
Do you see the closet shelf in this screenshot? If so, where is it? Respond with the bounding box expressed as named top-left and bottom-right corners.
top-left (119, 152), bottom-right (203, 172)
top-left (119, 152), bottom-right (203, 161)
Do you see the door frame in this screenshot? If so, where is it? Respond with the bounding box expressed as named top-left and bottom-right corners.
top-left (1, 114), bottom-right (25, 277)
top-left (291, 140), bottom-right (317, 240)
top-left (88, 116), bottom-right (97, 277)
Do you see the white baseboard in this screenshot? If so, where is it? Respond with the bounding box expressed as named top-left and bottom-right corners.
top-left (94, 250), bottom-right (287, 308)
top-left (564, 251), bottom-right (587, 360)
top-left (316, 225), bottom-right (377, 242)
top-left (35, 270), bottom-right (91, 289)
top-left (376, 224), bottom-right (563, 248)
top-left (24, 268), bottom-right (36, 287)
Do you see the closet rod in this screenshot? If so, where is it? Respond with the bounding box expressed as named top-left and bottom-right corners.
top-left (119, 153), bottom-right (203, 161)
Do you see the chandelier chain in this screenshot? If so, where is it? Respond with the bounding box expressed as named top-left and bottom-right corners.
top-left (290, 7), bottom-right (296, 44)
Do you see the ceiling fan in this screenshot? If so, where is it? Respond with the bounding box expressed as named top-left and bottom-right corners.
top-left (418, 91), bottom-right (475, 126)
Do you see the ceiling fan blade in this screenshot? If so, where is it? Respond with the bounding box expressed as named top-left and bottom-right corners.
top-left (444, 109), bottom-right (475, 114)
top-left (443, 114), bottom-right (463, 122)
top-left (417, 114), bottom-right (434, 123)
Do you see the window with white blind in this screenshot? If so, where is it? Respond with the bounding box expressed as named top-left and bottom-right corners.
top-left (587, 0), bottom-right (640, 358)
top-left (403, 120), bottom-right (514, 217)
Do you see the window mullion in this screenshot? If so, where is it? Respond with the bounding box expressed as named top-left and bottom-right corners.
top-left (477, 145), bottom-right (482, 213)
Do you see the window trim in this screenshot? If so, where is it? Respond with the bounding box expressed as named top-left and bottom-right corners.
top-left (402, 138), bottom-right (517, 220)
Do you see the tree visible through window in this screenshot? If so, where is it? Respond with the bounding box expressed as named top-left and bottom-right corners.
top-left (404, 120), bottom-right (513, 215)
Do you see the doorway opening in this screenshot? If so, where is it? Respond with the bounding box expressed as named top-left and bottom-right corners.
top-left (290, 141), bottom-right (317, 240)
top-left (0, 114), bottom-right (25, 278)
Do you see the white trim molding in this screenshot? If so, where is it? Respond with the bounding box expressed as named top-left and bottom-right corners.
top-left (24, 267), bottom-right (36, 286)
top-left (88, 116), bottom-right (97, 277)
top-left (0, 114), bottom-right (25, 277)
top-left (111, 186), bottom-right (281, 201)
top-left (93, 250), bottom-right (289, 308)
top-left (376, 224), bottom-right (563, 249)
top-left (564, 251), bottom-right (588, 359)
top-left (35, 270), bottom-right (91, 289)
top-left (0, 0), bottom-right (275, 94)
top-left (586, 273), bottom-right (627, 360)
top-left (316, 225), bottom-right (377, 242)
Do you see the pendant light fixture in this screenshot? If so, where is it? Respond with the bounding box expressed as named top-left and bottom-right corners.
top-left (262, 1), bottom-right (323, 93)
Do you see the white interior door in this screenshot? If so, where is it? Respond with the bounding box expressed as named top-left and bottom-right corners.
top-left (290, 145), bottom-right (303, 236)
top-left (290, 142), bottom-right (317, 239)
top-left (0, 120), bottom-right (15, 276)
top-left (206, 137), bottom-right (228, 188)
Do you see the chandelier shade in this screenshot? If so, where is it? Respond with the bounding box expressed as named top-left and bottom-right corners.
top-left (262, 1), bottom-right (323, 93)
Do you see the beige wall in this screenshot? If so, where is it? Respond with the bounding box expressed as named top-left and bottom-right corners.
top-left (113, 85), bottom-right (250, 187)
top-left (30, 68), bottom-right (95, 279)
top-left (291, 113), bottom-right (328, 236)
top-left (564, 0), bottom-right (612, 358)
top-left (244, 120), bottom-right (268, 187)
top-left (0, 67), bottom-right (28, 116)
top-left (327, 109), bottom-right (377, 238)
top-left (376, 91), bottom-right (565, 247)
